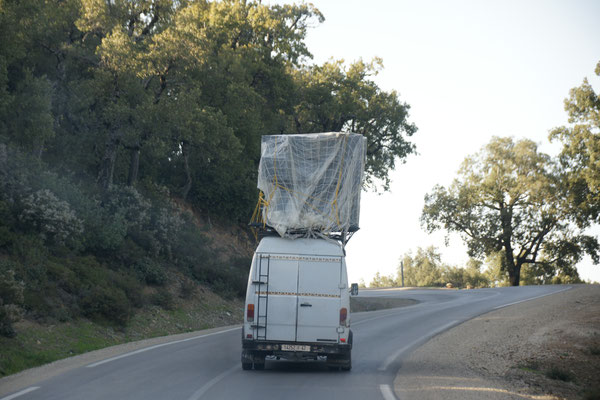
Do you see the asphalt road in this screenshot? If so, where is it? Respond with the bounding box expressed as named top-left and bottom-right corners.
top-left (1, 285), bottom-right (571, 400)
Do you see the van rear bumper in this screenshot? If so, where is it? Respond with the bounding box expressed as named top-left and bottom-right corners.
top-left (242, 339), bottom-right (351, 362)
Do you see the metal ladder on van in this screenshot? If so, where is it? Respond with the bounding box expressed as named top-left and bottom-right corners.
top-left (252, 254), bottom-right (269, 340)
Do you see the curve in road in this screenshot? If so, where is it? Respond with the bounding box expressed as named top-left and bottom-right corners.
top-left (0, 285), bottom-right (571, 400)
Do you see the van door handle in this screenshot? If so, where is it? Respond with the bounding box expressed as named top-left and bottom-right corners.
top-left (300, 303), bottom-right (312, 307)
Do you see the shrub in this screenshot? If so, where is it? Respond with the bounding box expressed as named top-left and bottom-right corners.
top-left (18, 189), bottom-right (83, 245)
top-left (83, 209), bottom-right (128, 253)
top-left (133, 258), bottom-right (167, 286)
top-left (151, 289), bottom-right (175, 310)
top-left (151, 207), bottom-right (185, 259)
top-left (80, 286), bottom-right (131, 326)
top-left (102, 186), bottom-right (151, 230)
top-left (193, 256), bottom-right (250, 299)
top-left (545, 367), bottom-right (574, 382)
top-left (179, 279), bottom-right (196, 299)
top-left (0, 260), bottom-right (25, 337)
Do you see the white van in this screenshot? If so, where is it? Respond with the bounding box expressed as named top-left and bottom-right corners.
top-left (241, 236), bottom-right (356, 371)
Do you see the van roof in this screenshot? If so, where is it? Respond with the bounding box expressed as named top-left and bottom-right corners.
top-left (256, 237), bottom-right (344, 257)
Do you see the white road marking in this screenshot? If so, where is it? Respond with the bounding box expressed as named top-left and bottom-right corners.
top-left (187, 364), bottom-right (238, 400)
top-left (378, 320), bottom-right (458, 371)
top-left (0, 387), bottom-right (40, 400)
top-left (493, 287), bottom-right (571, 310)
top-left (379, 384), bottom-right (397, 400)
top-left (86, 327), bottom-right (241, 368)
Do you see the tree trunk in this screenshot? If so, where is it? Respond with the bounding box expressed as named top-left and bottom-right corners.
top-left (508, 264), bottom-right (521, 286)
top-left (98, 131), bottom-right (120, 190)
top-left (127, 144), bottom-right (140, 186)
top-left (500, 205), bottom-right (520, 286)
top-left (181, 140), bottom-right (192, 200)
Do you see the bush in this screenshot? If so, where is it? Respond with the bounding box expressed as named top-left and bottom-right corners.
top-left (545, 367), bottom-right (574, 382)
top-left (0, 260), bottom-right (25, 337)
top-left (80, 286), bottom-right (131, 326)
top-left (151, 207), bottom-right (185, 259)
top-left (179, 279), bottom-right (196, 299)
top-left (133, 258), bottom-right (167, 286)
top-left (151, 289), bottom-right (175, 310)
top-left (193, 256), bottom-right (250, 299)
top-left (18, 189), bottom-right (83, 245)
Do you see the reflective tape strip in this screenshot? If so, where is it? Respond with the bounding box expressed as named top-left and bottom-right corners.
top-left (257, 291), bottom-right (340, 298)
top-left (267, 255), bottom-right (341, 263)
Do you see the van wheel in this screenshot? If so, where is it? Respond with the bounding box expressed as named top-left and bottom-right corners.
top-left (253, 362), bottom-right (265, 370)
top-left (341, 351), bottom-right (352, 371)
top-left (242, 362), bottom-right (252, 370)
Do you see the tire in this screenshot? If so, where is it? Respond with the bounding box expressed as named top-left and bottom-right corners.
top-left (242, 362), bottom-right (252, 370)
top-left (253, 362), bottom-right (265, 370)
top-left (341, 350), bottom-right (352, 371)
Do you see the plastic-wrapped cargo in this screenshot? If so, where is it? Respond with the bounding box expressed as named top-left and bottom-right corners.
top-left (256, 132), bottom-right (366, 238)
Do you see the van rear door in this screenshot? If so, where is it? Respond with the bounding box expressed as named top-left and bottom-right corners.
top-left (296, 256), bottom-right (342, 343)
top-left (263, 255), bottom-right (298, 341)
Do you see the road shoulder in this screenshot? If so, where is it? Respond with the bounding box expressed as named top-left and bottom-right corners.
top-left (0, 325), bottom-right (240, 397)
top-left (394, 285), bottom-right (600, 400)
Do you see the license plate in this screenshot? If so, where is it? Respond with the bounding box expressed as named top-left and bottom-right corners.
top-left (281, 344), bottom-right (311, 352)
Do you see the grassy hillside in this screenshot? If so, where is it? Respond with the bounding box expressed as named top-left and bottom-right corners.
top-left (0, 143), bottom-right (253, 376)
top-left (0, 276), bottom-right (243, 376)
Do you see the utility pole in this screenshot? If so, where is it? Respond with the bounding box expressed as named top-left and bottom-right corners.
top-left (401, 261), bottom-right (405, 287)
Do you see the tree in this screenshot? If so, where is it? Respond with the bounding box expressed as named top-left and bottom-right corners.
top-left (1, 0), bottom-right (417, 223)
top-left (549, 60), bottom-right (600, 227)
top-left (291, 59), bottom-right (417, 190)
top-left (369, 271), bottom-right (396, 288)
top-left (422, 137), bottom-right (599, 286)
top-left (398, 246), bottom-right (444, 287)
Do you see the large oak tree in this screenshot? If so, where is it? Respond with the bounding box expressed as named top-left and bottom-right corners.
top-left (421, 137), bottom-right (598, 286)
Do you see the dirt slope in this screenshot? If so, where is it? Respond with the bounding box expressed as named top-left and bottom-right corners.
top-left (394, 285), bottom-right (600, 400)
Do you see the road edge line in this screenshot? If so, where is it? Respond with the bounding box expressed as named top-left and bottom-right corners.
top-left (379, 384), bottom-right (397, 400)
top-left (0, 387), bottom-right (40, 400)
top-left (86, 326), bottom-right (241, 368)
top-left (378, 320), bottom-right (458, 372)
top-left (187, 364), bottom-right (239, 400)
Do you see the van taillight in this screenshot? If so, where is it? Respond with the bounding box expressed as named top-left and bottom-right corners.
top-left (247, 304), bottom-right (255, 322)
top-left (340, 307), bottom-right (347, 326)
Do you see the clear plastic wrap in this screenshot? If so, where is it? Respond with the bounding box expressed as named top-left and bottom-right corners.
top-left (257, 132), bottom-right (366, 237)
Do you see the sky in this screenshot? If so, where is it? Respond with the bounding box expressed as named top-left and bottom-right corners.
top-left (270, 0), bottom-right (600, 284)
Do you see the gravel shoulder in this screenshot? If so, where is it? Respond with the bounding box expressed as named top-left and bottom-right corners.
top-left (394, 284), bottom-right (600, 400)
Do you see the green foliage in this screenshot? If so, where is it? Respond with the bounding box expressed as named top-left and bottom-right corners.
top-left (151, 289), bottom-right (175, 311)
top-left (422, 137), bottom-right (597, 286)
top-left (80, 285), bottom-right (131, 327)
top-left (441, 263), bottom-right (490, 289)
top-left (371, 247), bottom-right (491, 289)
top-left (291, 59), bottom-right (417, 190)
top-left (18, 189), bottom-right (84, 245)
top-left (400, 247), bottom-right (445, 287)
top-left (0, 0), bottom-right (419, 338)
top-left (0, 260), bottom-right (25, 337)
top-left (369, 271), bottom-right (396, 288)
top-left (192, 255), bottom-right (250, 299)
top-left (549, 60), bottom-right (600, 226)
top-left (2, 0), bottom-right (414, 221)
top-left (134, 258), bottom-right (167, 286)
top-left (399, 247), bottom-right (487, 289)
